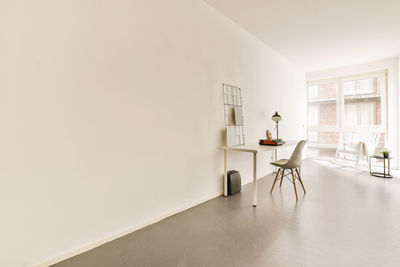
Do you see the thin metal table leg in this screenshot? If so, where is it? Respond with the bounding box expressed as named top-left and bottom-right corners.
top-left (253, 152), bottom-right (257, 207)
top-left (224, 150), bottom-right (228, 196)
top-left (384, 158), bottom-right (386, 178)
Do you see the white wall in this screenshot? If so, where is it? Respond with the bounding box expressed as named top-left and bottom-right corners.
top-left (306, 57), bottom-right (400, 168)
top-left (0, 0), bottom-right (306, 266)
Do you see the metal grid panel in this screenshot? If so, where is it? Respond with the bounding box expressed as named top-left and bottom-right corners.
top-left (223, 83), bottom-right (245, 146)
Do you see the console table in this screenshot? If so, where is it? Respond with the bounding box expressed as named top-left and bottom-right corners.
top-left (369, 155), bottom-right (393, 178)
top-left (220, 141), bottom-right (297, 207)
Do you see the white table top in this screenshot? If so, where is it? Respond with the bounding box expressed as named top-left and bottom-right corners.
top-left (220, 140), bottom-right (298, 153)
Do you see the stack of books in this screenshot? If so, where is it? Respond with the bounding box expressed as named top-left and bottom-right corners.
top-left (259, 139), bottom-right (285, 146)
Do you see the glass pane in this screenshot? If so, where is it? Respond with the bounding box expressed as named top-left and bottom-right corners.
top-left (307, 131), bottom-right (339, 159)
top-left (307, 82), bottom-right (337, 100)
top-left (359, 78), bottom-right (375, 94)
top-left (344, 77), bottom-right (377, 96)
top-left (343, 75), bottom-right (382, 127)
top-left (345, 103), bottom-right (357, 125)
top-left (308, 102), bottom-right (337, 126)
top-left (344, 101), bottom-right (379, 126)
top-left (343, 81), bottom-right (355, 95)
top-left (308, 131), bottom-right (318, 143)
top-left (308, 86), bottom-right (318, 99)
top-left (377, 133), bottom-right (385, 148)
top-left (308, 147), bottom-right (337, 158)
top-left (359, 103), bottom-right (375, 125)
top-left (308, 81), bottom-right (337, 126)
top-left (319, 131), bottom-right (339, 146)
top-left (308, 105), bottom-right (319, 125)
top-left (307, 131), bottom-right (339, 146)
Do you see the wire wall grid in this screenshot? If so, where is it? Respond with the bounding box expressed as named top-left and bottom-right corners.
top-left (223, 83), bottom-right (245, 146)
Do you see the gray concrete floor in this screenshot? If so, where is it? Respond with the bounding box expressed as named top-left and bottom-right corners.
top-left (54, 160), bottom-right (400, 267)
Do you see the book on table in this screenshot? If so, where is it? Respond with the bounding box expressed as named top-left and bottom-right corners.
top-left (259, 139), bottom-right (285, 146)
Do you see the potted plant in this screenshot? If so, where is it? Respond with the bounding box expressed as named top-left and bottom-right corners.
top-left (380, 150), bottom-right (390, 158)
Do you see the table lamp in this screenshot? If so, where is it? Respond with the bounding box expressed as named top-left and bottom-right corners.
top-left (272, 111), bottom-right (282, 142)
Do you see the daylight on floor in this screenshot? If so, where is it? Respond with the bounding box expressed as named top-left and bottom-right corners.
top-left (1, 1), bottom-right (400, 267)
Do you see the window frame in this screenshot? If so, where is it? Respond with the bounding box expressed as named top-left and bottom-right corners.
top-left (306, 70), bottom-right (388, 154)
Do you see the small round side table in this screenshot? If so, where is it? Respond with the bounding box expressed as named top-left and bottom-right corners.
top-left (369, 155), bottom-right (393, 178)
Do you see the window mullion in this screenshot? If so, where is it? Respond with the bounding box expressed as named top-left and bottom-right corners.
top-left (338, 79), bottom-right (344, 132)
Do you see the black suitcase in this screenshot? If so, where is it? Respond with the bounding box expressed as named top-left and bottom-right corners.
top-left (227, 170), bottom-right (241, 195)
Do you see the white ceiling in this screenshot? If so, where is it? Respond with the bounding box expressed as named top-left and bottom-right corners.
top-left (204, 0), bottom-right (400, 71)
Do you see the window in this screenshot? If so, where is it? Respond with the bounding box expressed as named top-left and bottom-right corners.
top-left (308, 105), bottom-right (319, 125)
top-left (308, 86), bottom-right (318, 99)
top-left (345, 102), bottom-right (376, 126)
top-left (307, 71), bottom-right (387, 159)
top-left (343, 77), bottom-right (377, 95)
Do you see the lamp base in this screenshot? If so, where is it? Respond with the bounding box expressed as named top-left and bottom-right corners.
top-left (272, 138), bottom-right (282, 142)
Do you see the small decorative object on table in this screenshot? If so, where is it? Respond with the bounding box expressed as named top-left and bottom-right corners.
top-left (260, 112), bottom-right (284, 146)
top-left (259, 139), bottom-right (285, 146)
top-left (259, 139), bottom-right (282, 146)
top-left (381, 150), bottom-right (390, 158)
top-left (369, 150), bottom-right (393, 178)
top-left (266, 130), bottom-right (272, 140)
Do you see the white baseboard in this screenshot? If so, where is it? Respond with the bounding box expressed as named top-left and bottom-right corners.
top-left (34, 191), bottom-right (223, 267)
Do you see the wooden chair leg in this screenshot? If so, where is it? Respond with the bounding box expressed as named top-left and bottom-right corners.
top-left (295, 168), bottom-right (306, 194)
top-left (270, 169), bottom-right (281, 193)
top-left (291, 169), bottom-right (298, 201)
top-left (279, 168), bottom-right (285, 187)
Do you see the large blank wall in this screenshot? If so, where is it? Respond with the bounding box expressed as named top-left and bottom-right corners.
top-left (0, 0), bottom-right (306, 266)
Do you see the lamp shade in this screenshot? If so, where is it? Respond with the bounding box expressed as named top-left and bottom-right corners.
top-left (272, 111), bottom-right (282, 122)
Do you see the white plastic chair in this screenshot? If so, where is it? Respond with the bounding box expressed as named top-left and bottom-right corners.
top-left (270, 140), bottom-right (307, 200)
top-left (335, 127), bottom-right (382, 168)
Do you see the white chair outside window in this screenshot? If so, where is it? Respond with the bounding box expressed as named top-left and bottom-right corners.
top-left (334, 127), bottom-right (382, 168)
